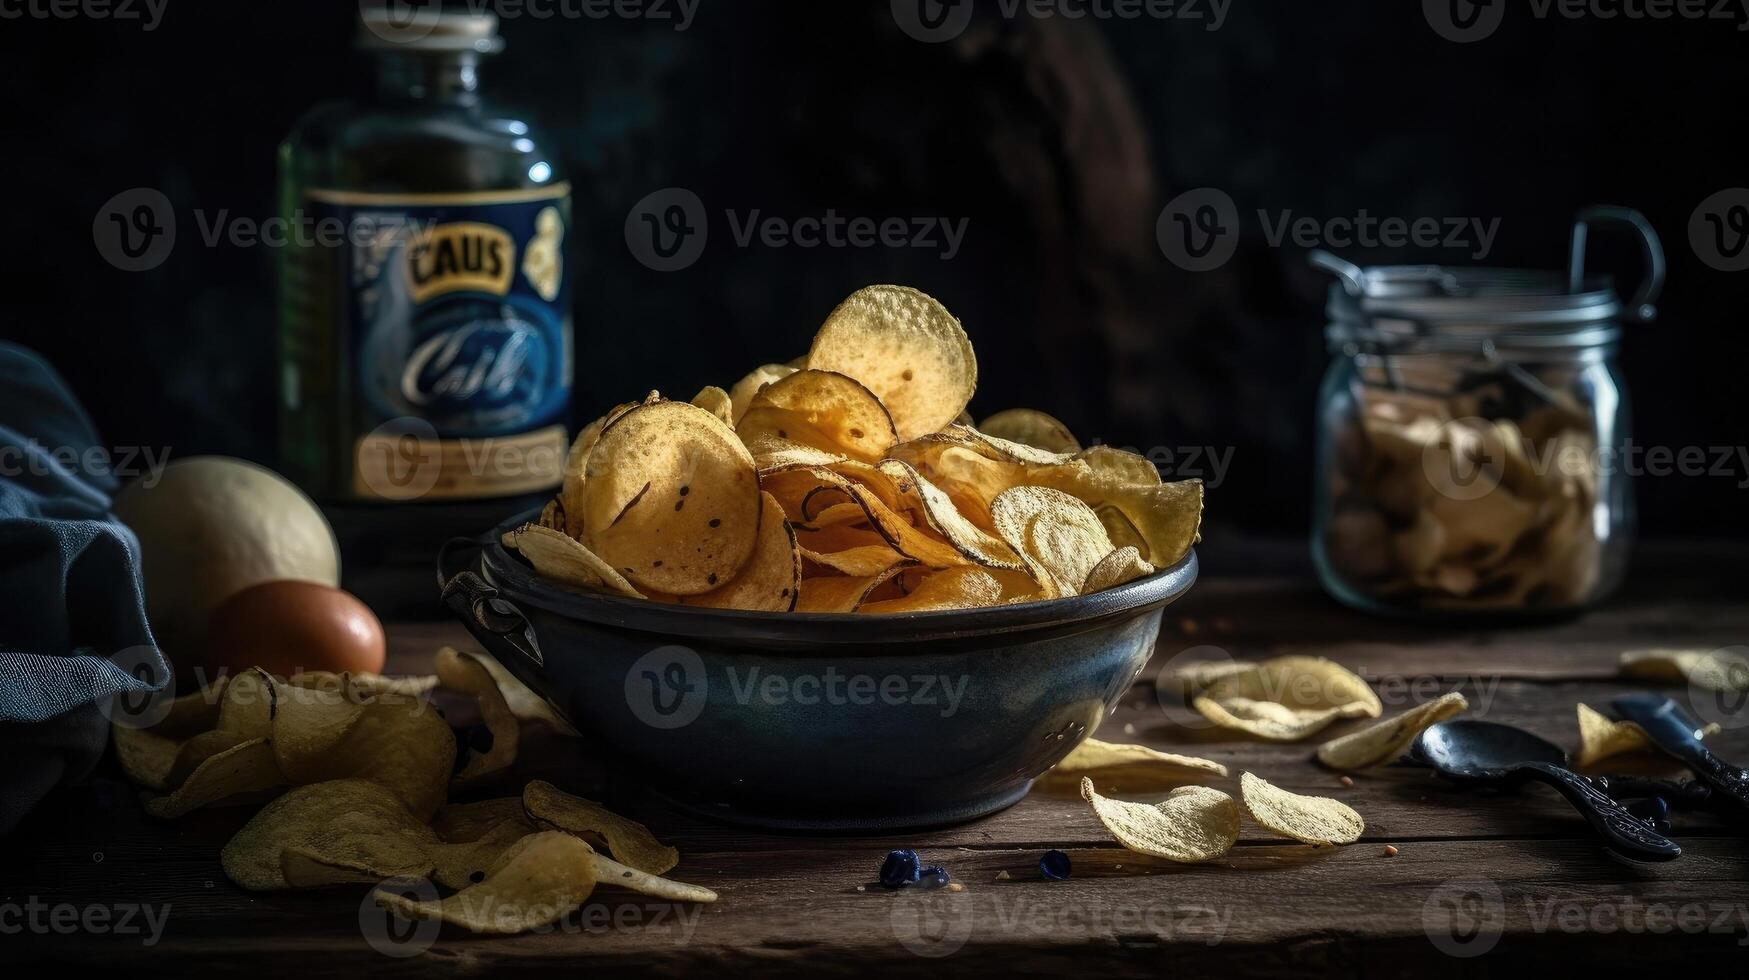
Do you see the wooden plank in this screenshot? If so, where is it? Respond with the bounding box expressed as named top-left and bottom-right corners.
top-left (10, 838), bottom-right (1749, 974)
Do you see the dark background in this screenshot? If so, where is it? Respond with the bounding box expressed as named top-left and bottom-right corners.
top-left (2, 0), bottom-right (1745, 538)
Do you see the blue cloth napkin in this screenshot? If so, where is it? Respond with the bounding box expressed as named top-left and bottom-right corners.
top-left (1, 342), bottom-right (168, 833)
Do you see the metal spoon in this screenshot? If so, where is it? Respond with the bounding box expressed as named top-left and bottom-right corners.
top-left (1411, 720), bottom-right (1682, 862)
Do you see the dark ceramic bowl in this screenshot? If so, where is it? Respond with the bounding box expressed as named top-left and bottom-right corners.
top-left (438, 509), bottom-right (1198, 832)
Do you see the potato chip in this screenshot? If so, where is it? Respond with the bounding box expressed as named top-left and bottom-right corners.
top-left (113, 725), bottom-right (188, 792)
top-left (978, 408), bottom-right (1081, 453)
top-left (269, 680), bottom-right (370, 784)
top-left (795, 566), bottom-right (910, 612)
top-left (559, 400), bottom-right (639, 539)
top-left (1051, 738), bottom-right (1227, 785)
top-left (1619, 648), bottom-right (1749, 694)
top-left (523, 779), bottom-right (679, 875)
top-left (806, 285), bottom-right (977, 440)
top-left (436, 648), bottom-right (520, 784)
top-left (1171, 659), bottom-right (1257, 694)
top-left (222, 779), bottom-right (438, 891)
top-left (667, 491), bottom-right (801, 612)
top-left (216, 667), bottom-right (278, 741)
top-left (143, 737), bottom-right (282, 819)
top-left (589, 851), bottom-right (718, 904)
top-left (1080, 777), bottom-right (1239, 863)
top-left (691, 385), bottom-right (735, 427)
top-left (1193, 656), bottom-right (1381, 741)
top-left (1239, 772), bottom-right (1364, 846)
top-left (1317, 691), bottom-right (1469, 770)
top-left (165, 728), bottom-right (252, 788)
top-left (377, 830), bottom-right (599, 935)
top-left (1573, 703), bottom-right (1654, 770)
top-left (429, 799), bottom-right (542, 890)
top-left (728, 362), bottom-right (799, 424)
top-left (865, 459), bottom-right (1023, 570)
top-left (320, 696), bottom-right (456, 821)
top-left (990, 486), bottom-right (1114, 599)
top-left (859, 566), bottom-right (1002, 614)
top-left (581, 399), bottom-right (763, 595)
top-left (802, 543), bottom-right (909, 577)
top-left (1034, 468), bottom-right (1203, 568)
top-left (737, 369), bottom-right (897, 464)
top-left (504, 522), bottom-right (645, 599)
top-left (1082, 546), bottom-right (1155, 594)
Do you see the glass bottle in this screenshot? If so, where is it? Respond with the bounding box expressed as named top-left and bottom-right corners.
top-left (278, 10), bottom-right (570, 609)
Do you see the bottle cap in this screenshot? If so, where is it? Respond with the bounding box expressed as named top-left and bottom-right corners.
top-left (357, 6), bottom-right (506, 53)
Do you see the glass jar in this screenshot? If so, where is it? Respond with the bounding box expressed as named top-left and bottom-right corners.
top-left (1310, 207), bottom-right (1664, 617)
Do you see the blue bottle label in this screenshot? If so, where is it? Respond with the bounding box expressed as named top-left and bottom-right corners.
top-left (306, 185), bottom-right (572, 501)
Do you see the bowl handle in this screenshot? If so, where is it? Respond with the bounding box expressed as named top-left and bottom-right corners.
top-left (438, 537), bottom-right (544, 668)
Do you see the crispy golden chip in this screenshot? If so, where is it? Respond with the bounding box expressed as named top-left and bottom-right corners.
top-left (270, 681), bottom-right (369, 784)
top-left (1034, 468), bottom-right (1203, 568)
top-left (523, 779), bottom-right (679, 875)
top-left (143, 737), bottom-right (282, 819)
top-left (1080, 777), bottom-right (1239, 862)
top-left (318, 696), bottom-right (456, 821)
top-left (429, 799), bottom-right (542, 890)
top-left (504, 523), bottom-right (645, 599)
top-left (216, 667), bottom-right (278, 741)
top-left (1317, 692), bottom-right (1469, 770)
top-left (1052, 738), bottom-right (1228, 786)
top-left (538, 496), bottom-right (566, 534)
top-left (222, 779), bottom-right (437, 891)
top-left (113, 725), bottom-right (188, 792)
top-left (459, 653), bottom-right (571, 732)
top-left (1171, 659), bottom-right (1258, 694)
top-left (581, 399), bottom-right (763, 596)
top-left (802, 543), bottom-right (909, 577)
top-left (794, 566), bottom-right (911, 613)
top-left (806, 285), bottom-right (977, 440)
top-left (867, 459), bottom-right (1023, 570)
top-left (1239, 772), bottom-right (1365, 846)
top-left (1193, 656), bottom-right (1381, 741)
top-left (691, 385), bottom-right (735, 427)
top-left (728, 362), bottom-right (799, 424)
top-left (559, 400), bottom-right (639, 539)
top-left (436, 648), bottom-right (520, 784)
top-left (1082, 546), bottom-right (1155, 594)
top-left (979, 408), bottom-right (1081, 453)
top-left (590, 851), bottom-right (718, 903)
top-left (737, 370), bottom-right (897, 464)
top-left (1620, 648), bottom-right (1749, 693)
top-left (859, 566), bottom-right (1002, 614)
top-left (377, 830), bottom-right (599, 935)
top-left (990, 486), bottom-right (1114, 599)
top-left (165, 728), bottom-right (251, 788)
top-left (668, 491), bottom-right (801, 612)
top-left (1573, 703), bottom-right (1653, 770)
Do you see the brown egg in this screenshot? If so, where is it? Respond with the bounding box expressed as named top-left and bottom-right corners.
top-left (205, 580), bottom-right (386, 678)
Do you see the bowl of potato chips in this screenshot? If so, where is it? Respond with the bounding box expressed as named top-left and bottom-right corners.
top-left (439, 285), bottom-right (1205, 829)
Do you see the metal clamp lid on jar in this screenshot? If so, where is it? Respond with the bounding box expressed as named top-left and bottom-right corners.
top-left (1313, 205), bottom-right (1665, 356)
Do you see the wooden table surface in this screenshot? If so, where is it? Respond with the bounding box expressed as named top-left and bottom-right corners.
top-left (7, 540), bottom-right (1748, 976)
